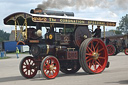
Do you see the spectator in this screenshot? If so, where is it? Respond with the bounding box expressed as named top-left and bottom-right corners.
top-left (16, 47), bottom-right (19, 58)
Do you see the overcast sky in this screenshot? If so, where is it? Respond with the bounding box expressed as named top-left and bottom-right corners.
top-left (1, 0), bottom-right (128, 33)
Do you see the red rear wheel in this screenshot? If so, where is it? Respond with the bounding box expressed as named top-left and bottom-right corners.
top-left (124, 48), bottom-right (128, 55)
top-left (19, 56), bottom-right (37, 78)
top-left (41, 56), bottom-right (60, 79)
top-left (79, 38), bottom-right (108, 74)
top-left (107, 44), bottom-right (116, 56)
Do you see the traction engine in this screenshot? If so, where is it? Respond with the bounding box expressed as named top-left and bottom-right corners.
top-left (3, 8), bottom-right (113, 79)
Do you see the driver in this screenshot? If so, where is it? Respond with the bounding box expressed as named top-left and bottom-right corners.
top-left (92, 26), bottom-right (101, 38)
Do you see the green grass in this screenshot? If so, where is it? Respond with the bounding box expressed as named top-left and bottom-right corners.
top-left (0, 57), bottom-right (10, 60)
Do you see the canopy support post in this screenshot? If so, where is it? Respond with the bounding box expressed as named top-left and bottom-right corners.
top-left (25, 18), bottom-right (27, 40)
top-left (103, 25), bottom-right (105, 39)
top-left (64, 24), bottom-right (66, 34)
top-left (92, 25), bottom-right (94, 32)
top-left (15, 19), bottom-right (17, 41)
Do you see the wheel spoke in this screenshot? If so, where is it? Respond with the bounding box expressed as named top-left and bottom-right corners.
top-left (86, 56), bottom-right (89, 59)
top-left (86, 48), bottom-right (90, 53)
top-left (48, 71), bottom-right (51, 76)
top-left (93, 61), bottom-right (96, 71)
top-left (86, 58), bottom-right (93, 63)
top-left (86, 53), bottom-right (92, 56)
top-left (99, 57), bottom-right (105, 59)
top-left (52, 70), bottom-right (55, 73)
top-left (88, 62), bottom-right (92, 68)
top-left (98, 48), bottom-right (104, 52)
top-left (97, 59), bottom-right (101, 63)
top-left (98, 53), bottom-right (101, 56)
top-left (95, 60), bottom-right (102, 68)
top-left (95, 41), bottom-right (99, 50)
top-left (96, 47), bottom-right (99, 53)
top-left (52, 69), bottom-right (56, 72)
top-left (87, 47), bottom-right (93, 53)
top-left (92, 43), bottom-right (95, 52)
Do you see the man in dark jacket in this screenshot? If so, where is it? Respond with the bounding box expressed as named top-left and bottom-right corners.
top-left (92, 26), bottom-right (101, 38)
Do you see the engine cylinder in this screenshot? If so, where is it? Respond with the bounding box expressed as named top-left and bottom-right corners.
top-left (30, 44), bottom-right (56, 57)
top-left (30, 44), bottom-right (67, 57)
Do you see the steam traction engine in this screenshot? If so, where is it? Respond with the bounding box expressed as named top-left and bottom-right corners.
top-left (4, 8), bottom-right (116, 79)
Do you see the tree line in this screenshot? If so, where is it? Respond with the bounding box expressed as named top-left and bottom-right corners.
top-left (116, 14), bottom-right (128, 34)
top-left (0, 30), bottom-right (10, 42)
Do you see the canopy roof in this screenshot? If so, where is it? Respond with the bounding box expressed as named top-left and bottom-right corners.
top-left (4, 12), bottom-right (116, 27)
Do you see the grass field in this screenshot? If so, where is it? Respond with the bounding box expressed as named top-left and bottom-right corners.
top-left (6, 52), bottom-right (29, 54)
top-left (0, 57), bottom-right (10, 60)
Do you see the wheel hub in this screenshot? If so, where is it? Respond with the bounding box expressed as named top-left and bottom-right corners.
top-left (92, 52), bottom-right (99, 60)
top-left (26, 65), bottom-right (31, 70)
top-left (49, 65), bottom-right (54, 71)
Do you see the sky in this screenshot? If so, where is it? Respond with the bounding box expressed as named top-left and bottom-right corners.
top-left (0, 0), bottom-right (128, 33)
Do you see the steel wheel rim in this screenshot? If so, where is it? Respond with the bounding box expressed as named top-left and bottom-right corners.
top-left (107, 45), bottom-right (115, 56)
top-left (85, 39), bottom-right (108, 73)
top-left (125, 48), bottom-right (128, 55)
top-left (21, 57), bottom-right (37, 78)
top-left (43, 57), bottom-right (59, 79)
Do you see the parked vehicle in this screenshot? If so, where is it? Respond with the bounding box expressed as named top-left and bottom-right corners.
top-left (106, 34), bottom-right (128, 56)
top-left (2, 41), bottom-right (21, 52)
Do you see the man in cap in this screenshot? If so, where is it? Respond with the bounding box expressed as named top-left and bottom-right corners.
top-left (92, 26), bottom-right (101, 38)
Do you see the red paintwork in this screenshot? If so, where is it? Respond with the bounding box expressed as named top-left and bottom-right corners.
top-left (124, 48), bottom-right (128, 55)
top-left (85, 39), bottom-right (108, 73)
top-left (42, 56), bottom-right (60, 79)
top-left (107, 45), bottom-right (115, 56)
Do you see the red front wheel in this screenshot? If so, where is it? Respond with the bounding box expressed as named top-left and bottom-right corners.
top-left (19, 56), bottom-right (37, 79)
top-left (41, 56), bottom-right (60, 79)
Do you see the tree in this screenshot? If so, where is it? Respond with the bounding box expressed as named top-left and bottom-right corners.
top-left (118, 14), bottom-right (128, 33)
top-left (0, 30), bottom-right (10, 42)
